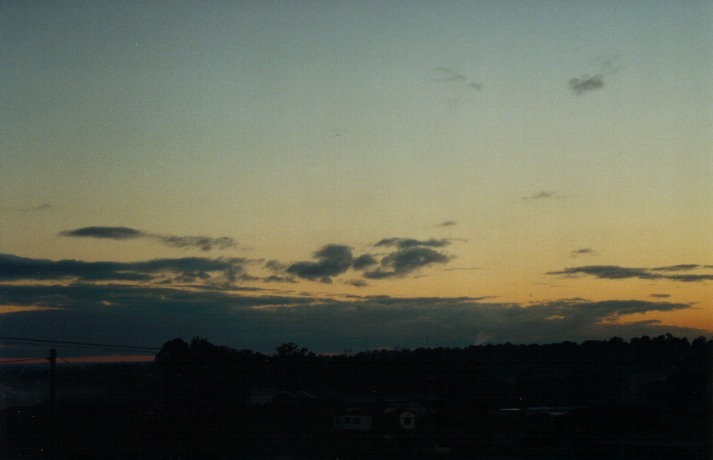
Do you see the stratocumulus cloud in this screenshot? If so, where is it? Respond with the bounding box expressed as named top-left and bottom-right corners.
top-left (273, 238), bottom-right (455, 283)
top-left (352, 254), bottom-right (378, 270)
top-left (59, 226), bottom-right (237, 251)
top-left (286, 244), bottom-right (354, 283)
top-left (365, 247), bottom-right (452, 279)
top-left (547, 265), bottom-right (713, 283)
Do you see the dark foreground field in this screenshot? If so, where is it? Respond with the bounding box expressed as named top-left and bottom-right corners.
top-left (1, 335), bottom-right (710, 459)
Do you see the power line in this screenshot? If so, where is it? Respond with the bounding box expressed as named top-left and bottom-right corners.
top-left (0, 336), bottom-right (161, 352)
top-left (0, 356), bottom-right (47, 365)
top-left (57, 354), bottom-right (81, 369)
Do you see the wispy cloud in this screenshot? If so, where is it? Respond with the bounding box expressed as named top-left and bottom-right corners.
top-left (344, 279), bottom-right (368, 288)
top-left (431, 67), bottom-right (481, 90)
top-left (522, 190), bottom-right (567, 201)
top-left (437, 220), bottom-right (457, 227)
top-left (59, 226), bottom-right (237, 251)
top-left (570, 248), bottom-right (596, 257)
top-left (375, 237), bottom-right (451, 249)
top-left (568, 59), bottom-right (622, 95)
top-left (569, 74), bottom-right (604, 94)
top-left (156, 235), bottom-right (236, 251)
top-left (432, 67), bottom-right (467, 82)
top-left (547, 264), bottom-right (713, 283)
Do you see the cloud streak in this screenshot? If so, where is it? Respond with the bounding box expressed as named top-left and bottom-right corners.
top-left (375, 237), bottom-right (451, 249)
top-left (60, 227), bottom-right (143, 240)
top-left (0, 253), bottom-right (247, 284)
top-left (522, 190), bottom-right (567, 201)
top-left (570, 248), bottom-right (596, 257)
top-left (547, 264), bottom-right (713, 283)
top-left (59, 226), bottom-right (237, 251)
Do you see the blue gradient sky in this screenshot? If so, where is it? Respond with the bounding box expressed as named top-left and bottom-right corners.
top-left (1, 1), bottom-right (711, 356)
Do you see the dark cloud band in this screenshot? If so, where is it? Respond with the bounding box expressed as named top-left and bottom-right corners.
top-left (0, 281), bottom-right (703, 356)
top-left (0, 253), bottom-right (246, 284)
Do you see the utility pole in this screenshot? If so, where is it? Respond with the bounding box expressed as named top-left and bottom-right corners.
top-left (48, 348), bottom-right (57, 458)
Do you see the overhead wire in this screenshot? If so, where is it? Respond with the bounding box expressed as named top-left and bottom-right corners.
top-left (0, 356), bottom-right (47, 365)
top-left (0, 336), bottom-right (161, 352)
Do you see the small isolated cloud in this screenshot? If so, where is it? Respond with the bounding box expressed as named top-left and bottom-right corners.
top-left (60, 226), bottom-right (143, 240)
top-left (571, 248), bottom-right (596, 257)
top-left (287, 244), bottom-right (353, 283)
top-left (568, 59), bottom-right (622, 95)
top-left (522, 190), bottom-right (566, 201)
top-left (437, 220), bottom-right (457, 227)
top-left (59, 226), bottom-right (237, 251)
top-left (344, 279), bottom-right (368, 288)
top-left (569, 74), bottom-right (604, 94)
top-left (547, 264), bottom-right (713, 283)
top-left (650, 293), bottom-right (671, 299)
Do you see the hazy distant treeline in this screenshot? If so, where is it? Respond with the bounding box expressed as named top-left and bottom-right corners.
top-left (154, 334), bottom-right (712, 407)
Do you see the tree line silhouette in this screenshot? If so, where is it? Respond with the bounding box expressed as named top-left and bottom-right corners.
top-left (1, 334), bottom-right (710, 458)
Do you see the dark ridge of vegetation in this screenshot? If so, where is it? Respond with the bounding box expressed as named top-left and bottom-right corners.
top-left (1, 334), bottom-right (711, 459)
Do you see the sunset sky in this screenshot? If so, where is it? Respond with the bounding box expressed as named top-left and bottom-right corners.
top-left (1, 1), bottom-right (711, 358)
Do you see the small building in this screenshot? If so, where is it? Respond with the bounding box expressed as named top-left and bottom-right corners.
top-left (384, 407), bottom-right (416, 431)
top-left (248, 387), bottom-right (278, 407)
top-left (334, 413), bottom-right (374, 431)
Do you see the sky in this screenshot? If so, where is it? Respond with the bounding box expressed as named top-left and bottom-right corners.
top-left (1, 1), bottom-right (711, 358)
